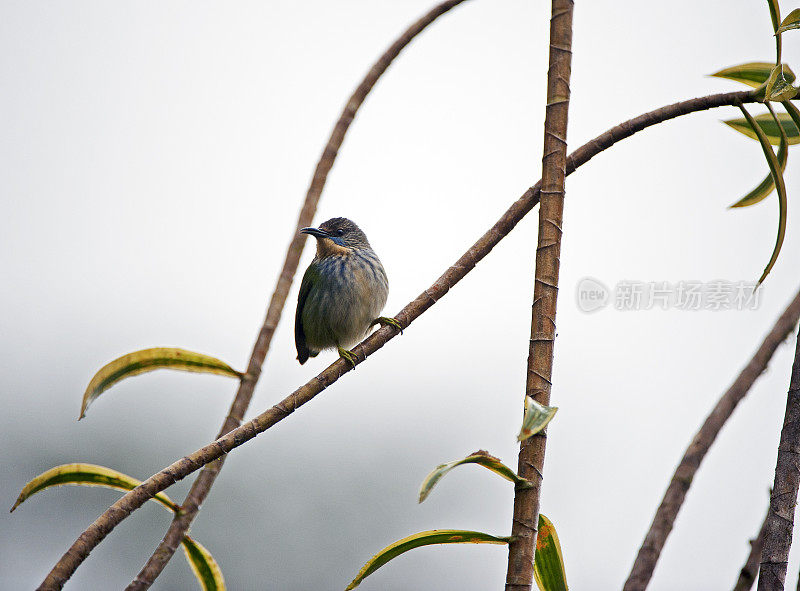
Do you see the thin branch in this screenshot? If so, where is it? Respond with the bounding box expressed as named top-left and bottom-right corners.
top-left (624, 288), bottom-right (800, 591)
top-left (506, 1), bottom-right (573, 590)
top-left (734, 499), bottom-right (771, 591)
top-left (38, 89), bottom-right (753, 590)
top-left (123, 2), bottom-right (469, 589)
top-left (757, 325), bottom-right (800, 590)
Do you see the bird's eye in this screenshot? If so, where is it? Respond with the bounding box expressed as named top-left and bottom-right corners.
top-left (335, 229), bottom-right (345, 236)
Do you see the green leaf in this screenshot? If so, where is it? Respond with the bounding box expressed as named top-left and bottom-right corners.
top-left (518, 396), bottom-right (559, 442)
top-left (730, 110), bottom-right (789, 208)
top-left (10, 463), bottom-right (178, 513)
top-left (182, 535), bottom-right (226, 591)
top-left (723, 112), bottom-right (800, 145)
top-left (11, 463), bottom-right (225, 591)
top-left (418, 450), bottom-right (531, 503)
top-left (710, 62), bottom-right (796, 88)
top-left (738, 104), bottom-right (788, 285)
top-left (768, 0), bottom-right (782, 62)
top-left (764, 64), bottom-right (798, 101)
top-left (80, 347), bottom-right (243, 419)
top-left (777, 8), bottom-right (800, 33)
top-left (534, 514), bottom-right (568, 591)
top-left (346, 530), bottom-right (510, 590)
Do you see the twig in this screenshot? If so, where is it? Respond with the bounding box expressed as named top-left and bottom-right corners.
top-left (624, 289), bottom-right (800, 591)
top-left (757, 325), bottom-right (800, 590)
top-left (733, 499), bottom-right (771, 591)
top-left (37, 89), bottom-right (754, 590)
top-left (122, 2), bottom-right (470, 590)
top-left (506, 1), bottom-right (573, 590)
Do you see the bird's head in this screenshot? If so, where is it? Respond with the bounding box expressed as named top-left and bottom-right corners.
top-left (300, 217), bottom-right (371, 257)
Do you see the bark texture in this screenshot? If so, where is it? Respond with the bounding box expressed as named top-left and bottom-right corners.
top-left (733, 501), bottom-right (770, 591)
top-left (757, 326), bottom-right (800, 590)
top-left (123, 2), bottom-right (469, 589)
top-left (506, 1), bottom-right (574, 589)
top-left (39, 89), bottom-right (754, 590)
top-left (624, 289), bottom-right (800, 591)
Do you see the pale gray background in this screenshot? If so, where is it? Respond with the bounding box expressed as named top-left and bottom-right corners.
top-left (3, 1), bottom-right (800, 589)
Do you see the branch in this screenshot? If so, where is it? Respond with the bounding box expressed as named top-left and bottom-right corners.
top-left (123, 1), bottom-right (470, 589)
top-left (734, 499), bottom-right (770, 591)
top-left (623, 288), bottom-right (800, 591)
top-left (757, 324), bottom-right (800, 590)
top-left (506, 1), bottom-right (573, 590)
top-left (38, 88), bottom-right (753, 590)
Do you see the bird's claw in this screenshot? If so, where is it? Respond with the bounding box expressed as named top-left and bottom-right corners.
top-left (337, 346), bottom-right (359, 369)
top-left (374, 316), bottom-right (403, 334)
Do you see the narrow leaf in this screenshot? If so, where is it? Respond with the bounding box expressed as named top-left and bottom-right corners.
top-left (12, 464), bottom-right (226, 591)
top-left (533, 514), bottom-right (568, 591)
top-left (723, 113), bottom-right (800, 145)
top-left (738, 104), bottom-right (788, 285)
top-left (768, 0), bottom-right (782, 62)
top-left (182, 535), bottom-right (226, 591)
top-left (518, 396), bottom-right (559, 442)
top-left (710, 62), bottom-right (795, 88)
top-left (764, 64), bottom-right (798, 101)
top-left (346, 530), bottom-right (510, 590)
top-left (418, 450), bottom-right (531, 503)
top-left (80, 347), bottom-right (243, 419)
top-left (777, 8), bottom-right (800, 33)
top-left (10, 463), bottom-right (178, 513)
top-left (729, 122), bottom-right (788, 208)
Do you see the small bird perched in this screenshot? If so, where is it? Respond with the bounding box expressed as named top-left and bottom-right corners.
top-left (295, 217), bottom-right (401, 366)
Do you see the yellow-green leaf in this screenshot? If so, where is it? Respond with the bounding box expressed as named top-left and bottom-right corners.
top-left (183, 535), bottom-right (226, 591)
top-left (534, 514), bottom-right (568, 591)
top-left (711, 62), bottom-right (796, 89)
top-left (723, 112), bottom-right (800, 145)
top-left (346, 530), bottom-right (510, 590)
top-left (10, 463), bottom-right (178, 513)
top-left (739, 104), bottom-right (788, 285)
top-left (518, 396), bottom-right (559, 442)
top-left (11, 463), bottom-right (225, 591)
top-left (80, 347), bottom-right (243, 419)
top-left (418, 450), bottom-right (531, 503)
top-left (777, 8), bottom-right (800, 33)
top-left (764, 64), bottom-right (798, 101)
top-left (729, 114), bottom-right (789, 208)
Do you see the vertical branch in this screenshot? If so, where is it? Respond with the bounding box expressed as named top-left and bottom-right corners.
top-left (505, 1), bottom-right (574, 590)
top-left (757, 325), bottom-right (800, 590)
top-left (624, 289), bottom-right (800, 591)
top-left (123, 2), bottom-right (469, 589)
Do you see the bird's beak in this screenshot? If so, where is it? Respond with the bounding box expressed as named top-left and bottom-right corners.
top-left (300, 227), bottom-right (329, 239)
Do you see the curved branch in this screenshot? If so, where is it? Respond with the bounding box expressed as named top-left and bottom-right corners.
top-left (124, 2), bottom-right (470, 589)
top-left (757, 325), bottom-right (800, 590)
top-left (623, 288), bottom-right (800, 591)
top-left (38, 89), bottom-right (753, 590)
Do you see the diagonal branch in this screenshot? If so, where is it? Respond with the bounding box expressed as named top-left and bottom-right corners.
top-left (38, 89), bottom-right (753, 590)
top-left (757, 324), bottom-right (800, 590)
top-left (734, 498), bottom-right (771, 591)
top-left (122, 2), bottom-right (470, 589)
top-left (506, 1), bottom-right (573, 590)
top-left (623, 288), bottom-right (800, 591)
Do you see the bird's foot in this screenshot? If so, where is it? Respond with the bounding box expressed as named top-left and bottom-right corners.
top-left (373, 316), bottom-right (403, 334)
top-left (337, 346), bottom-right (359, 369)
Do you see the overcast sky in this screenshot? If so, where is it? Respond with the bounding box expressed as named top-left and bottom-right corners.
top-left (3, 1), bottom-right (800, 590)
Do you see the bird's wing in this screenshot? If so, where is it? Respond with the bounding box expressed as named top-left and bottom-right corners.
top-left (295, 264), bottom-right (318, 364)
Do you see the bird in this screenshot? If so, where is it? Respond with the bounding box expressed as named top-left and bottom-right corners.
top-left (295, 217), bottom-right (402, 367)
